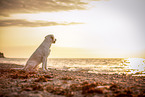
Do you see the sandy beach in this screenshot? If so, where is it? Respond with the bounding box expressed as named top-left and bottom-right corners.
top-left (0, 63), bottom-right (145, 97)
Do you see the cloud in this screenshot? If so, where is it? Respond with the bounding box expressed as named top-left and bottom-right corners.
top-left (0, 19), bottom-right (83, 27)
top-left (0, 0), bottom-right (88, 17)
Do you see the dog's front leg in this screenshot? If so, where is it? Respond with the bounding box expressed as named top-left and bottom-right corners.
top-left (42, 56), bottom-right (47, 72)
top-left (44, 58), bottom-right (50, 71)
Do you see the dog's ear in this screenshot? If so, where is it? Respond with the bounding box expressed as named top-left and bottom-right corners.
top-left (50, 35), bottom-right (54, 41)
top-left (50, 35), bottom-right (56, 43)
top-left (45, 35), bottom-right (53, 39)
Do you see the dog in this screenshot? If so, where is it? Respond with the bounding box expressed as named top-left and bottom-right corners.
top-left (23, 34), bottom-right (56, 72)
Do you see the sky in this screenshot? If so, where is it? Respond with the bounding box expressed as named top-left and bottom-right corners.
top-left (0, 0), bottom-right (145, 58)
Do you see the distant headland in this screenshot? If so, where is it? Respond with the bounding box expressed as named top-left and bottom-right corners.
top-left (0, 52), bottom-right (5, 58)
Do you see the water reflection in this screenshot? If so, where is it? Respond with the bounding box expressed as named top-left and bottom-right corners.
top-left (122, 58), bottom-right (145, 74)
top-left (0, 58), bottom-right (145, 75)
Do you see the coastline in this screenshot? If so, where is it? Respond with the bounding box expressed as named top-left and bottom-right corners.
top-left (0, 63), bottom-right (145, 97)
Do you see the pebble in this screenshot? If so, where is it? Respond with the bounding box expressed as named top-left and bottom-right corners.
top-left (28, 94), bottom-right (43, 97)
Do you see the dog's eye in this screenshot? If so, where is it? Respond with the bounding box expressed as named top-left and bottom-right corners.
top-left (51, 36), bottom-right (54, 40)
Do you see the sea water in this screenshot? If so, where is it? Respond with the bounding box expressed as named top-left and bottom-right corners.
top-left (0, 58), bottom-right (145, 75)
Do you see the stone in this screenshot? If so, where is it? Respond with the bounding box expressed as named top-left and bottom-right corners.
top-left (0, 52), bottom-right (5, 58)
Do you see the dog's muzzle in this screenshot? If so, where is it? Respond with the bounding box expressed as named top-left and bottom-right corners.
top-left (53, 39), bottom-right (56, 43)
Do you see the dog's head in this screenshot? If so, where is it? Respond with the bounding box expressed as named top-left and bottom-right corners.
top-left (45, 34), bottom-right (56, 43)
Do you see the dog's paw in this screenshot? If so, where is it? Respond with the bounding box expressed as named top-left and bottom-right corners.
top-left (46, 68), bottom-right (50, 71)
top-left (42, 69), bottom-right (50, 72)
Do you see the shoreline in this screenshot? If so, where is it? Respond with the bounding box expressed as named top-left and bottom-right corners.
top-left (0, 63), bottom-right (145, 97)
top-left (1, 57), bottom-right (145, 76)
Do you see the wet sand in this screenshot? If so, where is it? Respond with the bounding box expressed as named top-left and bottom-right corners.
top-left (0, 63), bottom-right (145, 97)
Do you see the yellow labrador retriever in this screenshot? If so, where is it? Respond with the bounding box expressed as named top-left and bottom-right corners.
top-left (23, 34), bottom-right (56, 72)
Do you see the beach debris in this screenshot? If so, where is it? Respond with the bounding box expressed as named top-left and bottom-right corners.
top-left (46, 85), bottom-right (74, 96)
top-left (110, 84), bottom-right (118, 91)
top-left (0, 69), bottom-right (17, 75)
top-left (35, 76), bottom-right (48, 82)
top-left (0, 63), bottom-right (145, 97)
top-left (27, 71), bottom-right (37, 74)
top-left (8, 70), bottom-right (37, 79)
top-left (81, 81), bottom-right (104, 94)
top-left (115, 92), bottom-right (133, 97)
top-left (0, 68), bottom-right (38, 79)
top-left (28, 94), bottom-right (42, 97)
top-left (9, 73), bottom-right (30, 79)
top-left (39, 74), bottom-right (53, 78)
top-left (61, 76), bottom-right (73, 80)
top-left (21, 83), bottom-right (44, 91)
top-left (70, 83), bottom-right (82, 91)
top-left (34, 75), bottom-right (53, 82)
top-left (86, 88), bottom-right (103, 94)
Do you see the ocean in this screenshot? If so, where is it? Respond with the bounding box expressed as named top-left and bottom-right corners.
top-left (0, 58), bottom-right (145, 75)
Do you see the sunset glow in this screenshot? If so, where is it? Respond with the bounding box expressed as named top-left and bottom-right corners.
top-left (0, 0), bottom-right (145, 58)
